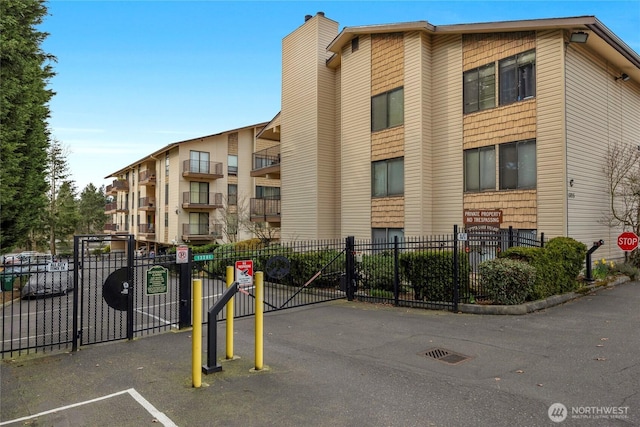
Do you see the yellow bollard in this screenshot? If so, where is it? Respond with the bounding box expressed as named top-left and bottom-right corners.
top-left (226, 266), bottom-right (234, 360)
top-left (255, 271), bottom-right (264, 370)
top-left (192, 278), bottom-right (202, 388)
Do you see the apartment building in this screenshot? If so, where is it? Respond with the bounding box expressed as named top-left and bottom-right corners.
top-left (271, 13), bottom-right (640, 261)
top-left (104, 123), bottom-right (281, 253)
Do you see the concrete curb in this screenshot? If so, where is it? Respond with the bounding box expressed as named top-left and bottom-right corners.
top-left (458, 275), bottom-right (632, 315)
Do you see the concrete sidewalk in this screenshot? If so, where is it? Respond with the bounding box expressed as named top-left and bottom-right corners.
top-left (1, 281), bottom-right (638, 426)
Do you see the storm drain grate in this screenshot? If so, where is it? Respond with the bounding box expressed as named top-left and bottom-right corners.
top-left (422, 347), bottom-right (471, 365)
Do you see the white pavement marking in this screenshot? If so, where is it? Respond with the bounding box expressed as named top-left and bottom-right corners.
top-left (0, 388), bottom-right (178, 427)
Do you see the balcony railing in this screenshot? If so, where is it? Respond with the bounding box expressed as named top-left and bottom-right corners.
top-left (138, 197), bottom-right (156, 210)
top-left (106, 180), bottom-right (129, 194)
top-left (139, 170), bottom-right (156, 185)
top-left (251, 146), bottom-right (281, 178)
top-left (105, 202), bottom-right (117, 213)
top-left (139, 223), bottom-right (155, 235)
top-left (250, 198), bottom-right (281, 222)
top-left (182, 192), bottom-right (223, 209)
top-left (181, 223), bottom-right (222, 241)
top-left (182, 160), bottom-right (223, 179)
top-left (104, 222), bottom-right (117, 232)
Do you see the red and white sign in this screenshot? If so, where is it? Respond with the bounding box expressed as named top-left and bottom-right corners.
top-left (235, 260), bottom-right (254, 286)
top-left (617, 232), bottom-right (639, 251)
top-left (176, 245), bottom-right (189, 264)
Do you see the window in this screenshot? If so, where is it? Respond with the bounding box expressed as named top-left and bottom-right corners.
top-left (372, 157), bottom-right (404, 197)
top-left (464, 146), bottom-right (496, 192)
top-left (256, 186), bottom-right (280, 199)
top-left (372, 228), bottom-right (405, 248)
top-left (228, 155), bottom-right (238, 176)
top-left (165, 153), bottom-right (170, 177)
top-left (499, 50), bottom-right (535, 105)
top-left (499, 139), bottom-right (536, 190)
top-left (190, 182), bottom-right (209, 204)
top-left (190, 150), bottom-right (210, 174)
top-left (351, 36), bottom-right (359, 53)
top-left (164, 212), bottom-right (169, 227)
top-left (188, 212), bottom-right (209, 235)
top-left (228, 184), bottom-right (237, 206)
top-left (463, 63), bottom-right (495, 114)
top-left (372, 87), bottom-right (404, 132)
top-left (228, 213), bottom-right (239, 236)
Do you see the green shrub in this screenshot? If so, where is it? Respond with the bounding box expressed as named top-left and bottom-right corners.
top-left (500, 237), bottom-right (587, 299)
top-left (282, 250), bottom-right (344, 288)
top-left (399, 250), bottom-right (470, 302)
top-left (478, 258), bottom-right (536, 305)
top-left (614, 262), bottom-right (639, 280)
top-left (358, 252), bottom-right (396, 292)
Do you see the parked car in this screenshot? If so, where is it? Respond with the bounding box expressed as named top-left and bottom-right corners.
top-left (135, 246), bottom-right (147, 258)
top-left (21, 269), bottom-right (75, 298)
top-left (2, 254), bottom-right (53, 275)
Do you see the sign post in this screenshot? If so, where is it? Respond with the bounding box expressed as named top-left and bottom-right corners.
top-left (617, 232), bottom-right (639, 251)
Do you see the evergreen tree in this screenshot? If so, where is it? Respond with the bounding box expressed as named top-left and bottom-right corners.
top-left (46, 139), bottom-right (71, 254)
top-left (0, 0), bottom-right (55, 252)
top-left (55, 181), bottom-right (80, 250)
top-left (78, 184), bottom-right (108, 234)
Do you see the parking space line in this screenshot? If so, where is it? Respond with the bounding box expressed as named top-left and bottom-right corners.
top-left (0, 388), bottom-right (177, 427)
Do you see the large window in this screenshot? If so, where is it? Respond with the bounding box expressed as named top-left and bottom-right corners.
top-left (463, 63), bottom-right (496, 114)
top-left (190, 182), bottom-right (209, 204)
top-left (464, 146), bottom-right (496, 192)
top-left (372, 228), bottom-right (405, 245)
top-left (372, 87), bottom-right (404, 132)
top-left (499, 50), bottom-right (536, 105)
top-left (499, 139), bottom-right (536, 190)
top-left (228, 184), bottom-right (237, 206)
top-left (190, 150), bottom-right (210, 174)
top-left (228, 155), bottom-right (238, 176)
top-left (372, 157), bottom-right (404, 197)
top-left (188, 212), bottom-right (209, 235)
top-left (256, 186), bottom-right (280, 199)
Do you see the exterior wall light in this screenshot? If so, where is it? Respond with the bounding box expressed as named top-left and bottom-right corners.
top-left (615, 73), bottom-right (630, 82)
top-left (569, 31), bottom-right (589, 43)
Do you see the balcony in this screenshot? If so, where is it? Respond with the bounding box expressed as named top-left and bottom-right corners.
top-left (105, 202), bottom-right (117, 214)
top-left (181, 223), bottom-right (222, 242)
top-left (250, 146), bottom-right (280, 179)
top-left (250, 198), bottom-right (281, 223)
top-left (104, 222), bottom-right (117, 233)
top-left (106, 180), bottom-right (129, 195)
top-left (182, 192), bottom-right (223, 210)
top-left (138, 197), bottom-right (156, 211)
top-left (182, 160), bottom-right (223, 180)
top-left (139, 170), bottom-right (156, 186)
top-left (138, 223), bottom-right (156, 239)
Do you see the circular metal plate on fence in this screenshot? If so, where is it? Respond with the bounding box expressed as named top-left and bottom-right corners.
top-left (265, 256), bottom-right (290, 280)
top-left (103, 267), bottom-right (130, 311)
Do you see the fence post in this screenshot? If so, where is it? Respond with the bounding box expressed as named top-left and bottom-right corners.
top-left (345, 236), bottom-right (355, 301)
top-left (540, 232), bottom-right (545, 248)
top-left (72, 235), bottom-right (80, 351)
top-left (508, 226), bottom-right (514, 248)
top-left (393, 235), bottom-right (400, 307)
top-left (126, 235), bottom-right (135, 340)
top-left (453, 225), bottom-right (459, 312)
top-left (179, 247), bottom-right (193, 329)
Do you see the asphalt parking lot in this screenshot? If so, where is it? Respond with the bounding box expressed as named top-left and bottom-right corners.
top-left (1, 281), bottom-right (638, 426)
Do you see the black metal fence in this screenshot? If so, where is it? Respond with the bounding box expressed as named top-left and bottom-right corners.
top-left (350, 226), bottom-right (544, 310)
top-left (1, 227), bottom-right (543, 357)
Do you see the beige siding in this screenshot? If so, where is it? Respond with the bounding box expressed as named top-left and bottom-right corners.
top-left (340, 35), bottom-right (373, 239)
top-left (316, 19), bottom-right (338, 238)
top-left (536, 30), bottom-right (567, 236)
top-left (431, 34), bottom-right (464, 233)
top-left (404, 31), bottom-right (433, 236)
top-left (566, 43), bottom-right (640, 260)
top-left (237, 128), bottom-right (256, 241)
top-left (334, 67), bottom-right (342, 235)
top-left (281, 14), bottom-right (339, 240)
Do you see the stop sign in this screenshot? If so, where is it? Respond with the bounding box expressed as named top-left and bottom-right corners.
top-left (617, 231), bottom-right (639, 251)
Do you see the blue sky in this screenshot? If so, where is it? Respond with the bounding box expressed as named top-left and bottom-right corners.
top-left (40, 1), bottom-right (640, 191)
